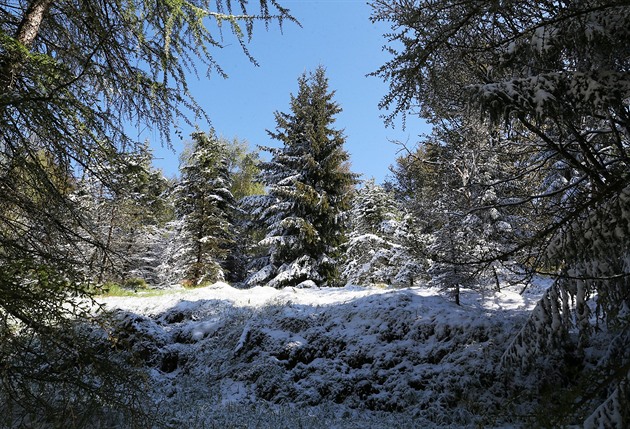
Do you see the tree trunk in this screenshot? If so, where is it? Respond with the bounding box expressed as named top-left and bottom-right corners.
top-left (0, 0), bottom-right (54, 91)
top-left (98, 204), bottom-right (117, 284)
top-left (454, 283), bottom-right (460, 306)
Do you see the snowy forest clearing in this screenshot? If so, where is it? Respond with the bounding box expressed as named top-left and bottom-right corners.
top-left (2, 1), bottom-right (630, 427)
top-left (97, 281), bottom-right (548, 428)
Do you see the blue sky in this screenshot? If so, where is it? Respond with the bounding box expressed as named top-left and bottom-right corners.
top-left (149, 0), bottom-right (430, 183)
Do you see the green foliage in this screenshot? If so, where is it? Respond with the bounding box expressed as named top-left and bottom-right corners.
top-left (124, 277), bottom-right (149, 290)
top-left (98, 282), bottom-right (137, 297)
top-left (176, 131), bottom-right (236, 285)
top-left (97, 281), bottom-right (171, 297)
top-left (249, 66), bottom-right (358, 288)
top-left (222, 136), bottom-right (266, 200)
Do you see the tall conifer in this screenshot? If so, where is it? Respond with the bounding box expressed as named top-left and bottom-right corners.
top-left (248, 66), bottom-right (358, 288)
top-left (176, 131), bottom-right (235, 285)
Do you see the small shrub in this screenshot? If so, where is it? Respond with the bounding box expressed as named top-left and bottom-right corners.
top-left (181, 279), bottom-right (195, 289)
top-left (181, 279), bottom-right (214, 289)
top-left (124, 277), bottom-right (148, 290)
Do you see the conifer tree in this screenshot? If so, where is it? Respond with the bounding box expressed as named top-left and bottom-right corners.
top-left (74, 143), bottom-right (173, 286)
top-left (221, 137), bottom-right (266, 283)
top-left (176, 131), bottom-right (236, 285)
top-left (353, 179), bottom-right (398, 235)
top-left (342, 179), bottom-right (426, 287)
top-left (248, 66), bottom-right (358, 288)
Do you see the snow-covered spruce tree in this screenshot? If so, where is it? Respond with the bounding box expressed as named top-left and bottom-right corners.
top-left (342, 179), bottom-right (426, 287)
top-left (388, 121), bottom-right (525, 303)
top-left (117, 147), bottom-right (174, 285)
top-left (125, 175), bottom-right (178, 287)
top-left (247, 67), bottom-right (358, 288)
top-left (373, 0), bottom-right (630, 424)
top-left (175, 131), bottom-right (236, 285)
top-left (153, 218), bottom-right (190, 287)
top-left (426, 122), bottom-right (525, 303)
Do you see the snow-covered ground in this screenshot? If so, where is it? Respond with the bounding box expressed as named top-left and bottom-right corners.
top-left (98, 281), bottom-right (548, 428)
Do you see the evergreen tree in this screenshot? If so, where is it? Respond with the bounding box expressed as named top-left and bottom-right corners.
top-left (387, 121), bottom-right (525, 303)
top-left (176, 131), bottom-right (236, 285)
top-left (353, 179), bottom-right (398, 235)
top-left (372, 0), bottom-right (630, 423)
top-left (220, 137), bottom-right (266, 283)
top-left (342, 179), bottom-right (426, 287)
top-left (74, 143), bottom-right (173, 286)
top-left (248, 66), bottom-right (358, 288)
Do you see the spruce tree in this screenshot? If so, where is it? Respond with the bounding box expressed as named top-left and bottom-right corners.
top-left (176, 131), bottom-right (236, 285)
top-left (74, 143), bottom-right (173, 286)
top-left (248, 66), bottom-right (358, 288)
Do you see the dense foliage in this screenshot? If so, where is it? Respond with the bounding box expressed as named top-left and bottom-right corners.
top-left (372, 0), bottom-right (630, 424)
top-left (247, 67), bottom-right (358, 288)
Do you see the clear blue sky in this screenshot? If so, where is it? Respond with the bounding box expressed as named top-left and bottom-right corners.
top-left (149, 0), bottom-right (430, 184)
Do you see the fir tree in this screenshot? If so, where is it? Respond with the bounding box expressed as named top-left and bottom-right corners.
top-left (248, 66), bottom-right (358, 288)
top-left (74, 143), bottom-right (173, 286)
top-left (353, 179), bottom-right (398, 235)
top-left (176, 131), bottom-right (236, 285)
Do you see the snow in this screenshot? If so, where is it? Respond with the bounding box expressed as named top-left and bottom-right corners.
top-left (101, 282), bottom-right (402, 313)
top-left (97, 281), bottom-right (548, 428)
top-left (531, 25), bottom-right (557, 52)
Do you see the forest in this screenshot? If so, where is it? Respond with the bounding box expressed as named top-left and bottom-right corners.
top-left (0, 0), bottom-right (628, 427)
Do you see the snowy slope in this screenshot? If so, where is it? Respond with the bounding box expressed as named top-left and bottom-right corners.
top-left (99, 282), bottom-right (546, 428)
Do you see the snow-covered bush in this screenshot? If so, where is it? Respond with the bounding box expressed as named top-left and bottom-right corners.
top-left (98, 282), bottom-right (550, 428)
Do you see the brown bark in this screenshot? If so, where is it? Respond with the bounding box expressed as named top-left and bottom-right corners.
top-left (0, 0), bottom-right (54, 91)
